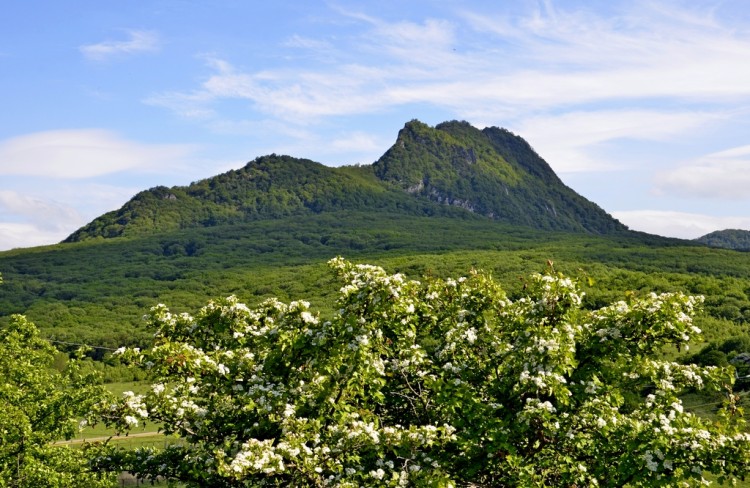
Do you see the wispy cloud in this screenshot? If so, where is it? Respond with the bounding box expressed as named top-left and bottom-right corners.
top-left (511, 110), bottom-right (715, 173)
top-left (0, 128), bottom-right (200, 250)
top-left (350, 13), bottom-right (458, 69)
top-left (612, 209), bottom-right (750, 239)
top-left (656, 145), bottom-right (750, 199)
top-left (0, 191), bottom-right (84, 249)
top-left (0, 190), bottom-right (81, 231)
top-left (0, 222), bottom-right (72, 250)
top-left (284, 34), bottom-right (332, 51)
top-left (0, 130), bottom-right (196, 179)
top-left (202, 117), bottom-right (386, 166)
top-left (146, 2), bottom-right (750, 162)
top-left (0, 180), bottom-right (175, 251)
top-left (80, 30), bottom-right (160, 61)
top-left (279, 129), bottom-right (386, 166)
top-left (329, 131), bottom-right (382, 157)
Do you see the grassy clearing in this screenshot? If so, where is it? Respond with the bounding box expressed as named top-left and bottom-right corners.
top-left (102, 433), bottom-right (182, 451)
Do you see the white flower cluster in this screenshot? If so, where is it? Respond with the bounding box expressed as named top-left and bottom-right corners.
top-left (224, 439), bottom-right (285, 477)
top-left (120, 391), bottom-right (148, 426)
top-left (642, 449), bottom-right (665, 472)
top-left (594, 326), bottom-right (622, 341)
top-left (96, 259), bottom-right (749, 487)
top-left (532, 274), bottom-right (585, 311)
top-left (591, 292), bottom-right (705, 349)
top-left (518, 364), bottom-right (568, 391)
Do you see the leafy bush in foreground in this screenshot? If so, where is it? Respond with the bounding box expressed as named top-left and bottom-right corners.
top-left (96, 259), bottom-right (750, 486)
top-left (0, 271), bottom-right (114, 486)
top-left (0, 313), bottom-right (115, 487)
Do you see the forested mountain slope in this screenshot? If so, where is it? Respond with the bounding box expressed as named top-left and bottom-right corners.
top-left (65, 120), bottom-right (626, 242)
top-left (374, 120), bottom-right (625, 233)
top-left (3, 213), bottom-right (744, 355)
top-left (4, 120), bottom-right (750, 358)
top-left (696, 229), bottom-right (750, 251)
top-left (64, 154), bottom-right (459, 242)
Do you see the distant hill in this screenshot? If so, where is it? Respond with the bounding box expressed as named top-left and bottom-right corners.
top-left (696, 229), bottom-right (750, 251)
top-left (64, 119), bottom-right (626, 242)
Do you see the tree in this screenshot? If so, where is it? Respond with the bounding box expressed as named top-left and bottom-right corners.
top-left (95, 258), bottom-right (750, 486)
top-left (0, 280), bottom-right (116, 488)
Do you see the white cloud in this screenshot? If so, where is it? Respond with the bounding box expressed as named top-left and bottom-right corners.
top-left (146, 1), bottom-right (750, 145)
top-left (0, 130), bottom-right (195, 179)
top-left (364, 16), bottom-right (458, 67)
top-left (0, 222), bottom-right (73, 251)
top-left (612, 209), bottom-right (750, 239)
top-left (144, 91), bottom-right (216, 120)
top-left (331, 7), bottom-right (458, 65)
top-left (0, 180), bottom-right (171, 251)
top-left (80, 30), bottom-right (160, 61)
top-left (328, 131), bottom-right (381, 156)
top-left (656, 145), bottom-right (750, 199)
top-left (284, 34), bottom-right (332, 51)
top-left (214, 122), bottom-right (384, 166)
top-left (0, 191), bottom-right (86, 250)
top-left (0, 191), bottom-right (81, 229)
top-left (461, 1), bottom-right (750, 101)
top-left (510, 110), bottom-right (714, 173)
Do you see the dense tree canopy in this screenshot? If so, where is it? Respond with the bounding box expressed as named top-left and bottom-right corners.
top-left (696, 229), bottom-right (750, 252)
top-left (94, 259), bottom-right (750, 486)
top-left (64, 121), bottom-right (626, 243)
top-left (0, 310), bottom-right (114, 487)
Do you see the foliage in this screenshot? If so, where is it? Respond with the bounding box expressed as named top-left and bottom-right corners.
top-left (373, 120), bottom-right (626, 233)
top-left (685, 335), bottom-right (750, 381)
top-left (64, 120), bottom-right (627, 243)
top-left (0, 313), bottom-right (115, 487)
top-left (94, 259), bottom-right (750, 487)
top-left (3, 210), bottom-right (750, 360)
top-left (696, 229), bottom-right (750, 252)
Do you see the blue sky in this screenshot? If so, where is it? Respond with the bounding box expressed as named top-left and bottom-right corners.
top-left (2, 0), bottom-right (750, 250)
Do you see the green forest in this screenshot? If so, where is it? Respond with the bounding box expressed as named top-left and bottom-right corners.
top-left (3, 120), bottom-right (750, 485)
top-left (2, 210), bottom-right (750, 373)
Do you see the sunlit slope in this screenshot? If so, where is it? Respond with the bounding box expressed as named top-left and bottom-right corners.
top-left (64, 120), bottom-right (626, 242)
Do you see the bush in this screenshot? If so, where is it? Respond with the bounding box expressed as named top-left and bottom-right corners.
top-left (0, 315), bottom-right (115, 487)
top-left (94, 259), bottom-right (750, 486)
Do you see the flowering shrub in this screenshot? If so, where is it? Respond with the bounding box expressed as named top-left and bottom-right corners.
top-left (95, 258), bottom-right (750, 486)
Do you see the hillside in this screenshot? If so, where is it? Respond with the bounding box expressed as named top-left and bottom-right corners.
top-left (1, 212), bottom-right (738, 353)
top-left (696, 229), bottom-right (750, 251)
top-left (64, 154), bottom-right (456, 242)
top-left (2, 120), bottom-right (750, 361)
top-left (65, 120), bottom-right (626, 242)
top-left (374, 120), bottom-right (625, 233)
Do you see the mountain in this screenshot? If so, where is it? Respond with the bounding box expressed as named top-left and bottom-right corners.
top-left (696, 229), bottom-right (750, 251)
top-left (373, 120), bottom-right (625, 234)
top-left (64, 154), bottom-right (449, 242)
top-left (6, 120), bottom-right (750, 357)
top-left (65, 120), bottom-right (626, 242)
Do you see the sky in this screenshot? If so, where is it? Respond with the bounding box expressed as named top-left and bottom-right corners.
top-left (2, 0), bottom-right (750, 250)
